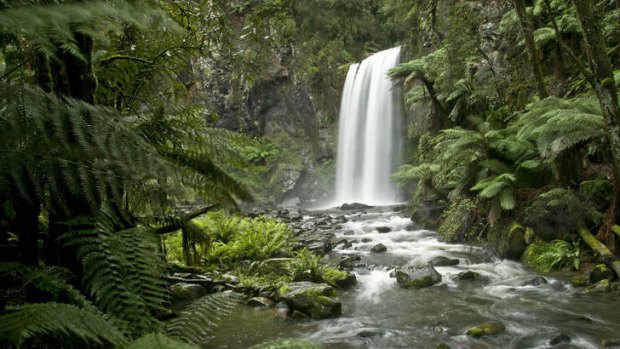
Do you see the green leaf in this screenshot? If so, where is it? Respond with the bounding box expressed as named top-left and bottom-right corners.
top-left (500, 187), bottom-right (516, 210)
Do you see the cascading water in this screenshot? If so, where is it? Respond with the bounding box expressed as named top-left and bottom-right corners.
top-left (335, 47), bottom-right (404, 205)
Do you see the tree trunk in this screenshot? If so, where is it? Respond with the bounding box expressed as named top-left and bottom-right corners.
top-left (573, 0), bottom-right (620, 253)
top-left (578, 224), bottom-right (620, 279)
top-left (512, 0), bottom-right (548, 98)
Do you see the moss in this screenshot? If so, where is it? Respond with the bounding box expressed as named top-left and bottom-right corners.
top-left (438, 197), bottom-right (478, 242)
top-left (321, 268), bottom-right (348, 287)
top-left (466, 321), bottom-right (505, 337)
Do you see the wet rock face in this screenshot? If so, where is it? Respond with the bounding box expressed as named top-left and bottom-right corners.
top-left (429, 256), bottom-right (459, 267)
top-left (394, 265), bottom-right (442, 288)
top-left (278, 282), bottom-right (342, 319)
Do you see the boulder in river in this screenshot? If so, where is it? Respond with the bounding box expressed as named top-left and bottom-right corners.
top-left (340, 202), bottom-right (373, 210)
top-left (278, 282), bottom-right (342, 319)
top-left (375, 226), bottom-right (392, 233)
top-left (457, 270), bottom-right (482, 281)
top-left (585, 279), bottom-right (612, 293)
top-left (370, 243), bottom-right (387, 253)
top-left (246, 297), bottom-right (275, 308)
top-left (394, 265), bottom-right (442, 288)
top-left (522, 276), bottom-right (548, 286)
top-left (466, 321), bottom-right (506, 337)
top-left (549, 333), bottom-right (571, 345)
top-left (170, 283), bottom-right (207, 303)
top-left (429, 256), bottom-right (459, 267)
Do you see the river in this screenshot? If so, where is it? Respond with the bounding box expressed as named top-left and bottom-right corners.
top-left (206, 207), bottom-right (620, 349)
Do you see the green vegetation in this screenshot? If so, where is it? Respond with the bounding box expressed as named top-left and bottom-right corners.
top-left (390, 0), bottom-right (620, 271)
top-left (523, 240), bottom-right (581, 273)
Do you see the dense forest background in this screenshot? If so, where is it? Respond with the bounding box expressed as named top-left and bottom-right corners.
top-left (2, 0), bottom-right (620, 348)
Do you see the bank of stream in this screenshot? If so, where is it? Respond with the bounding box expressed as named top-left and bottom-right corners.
top-left (206, 207), bottom-right (620, 348)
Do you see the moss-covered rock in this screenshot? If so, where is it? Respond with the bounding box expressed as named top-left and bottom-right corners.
top-left (466, 321), bottom-right (506, 337)
top-left (570, 274), bottom-right (589, 287)
top-left (585, 279), bottom-right (611, 293)
top-left (278, 282), bottom-right (342, 319)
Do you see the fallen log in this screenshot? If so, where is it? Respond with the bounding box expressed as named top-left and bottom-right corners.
top-left (578, 223), bottom-right (620, 279)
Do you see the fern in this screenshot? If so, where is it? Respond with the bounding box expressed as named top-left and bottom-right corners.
top-left (165, 291), bottom-right (241, 345)
top-left (72, 216), bottom-right (169, 336)
top-left (0, 302), bottom-right (127, 348)
top-left (0, 1), bottom-right (178, 63)
top-left (516, 96), bottom-right (605, 160)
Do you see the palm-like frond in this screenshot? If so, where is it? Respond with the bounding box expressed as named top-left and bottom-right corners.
top-left (70, 206), bottom-right (169, 336)
top-left (516, 96), bottom-right (605, 160)
top-left (165, 291), bottom-right (241, 344)
top-left (0, 1), bottom-right (178, 63)
top-left (0, 302), bottom-right (127, 348)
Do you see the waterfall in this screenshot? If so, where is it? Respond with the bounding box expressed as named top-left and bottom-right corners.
top-left (334, 46), bottom-right (404, 205)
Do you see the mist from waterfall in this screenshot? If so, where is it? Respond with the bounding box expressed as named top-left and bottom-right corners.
top-left (334, 46), bottom-right (405, 205)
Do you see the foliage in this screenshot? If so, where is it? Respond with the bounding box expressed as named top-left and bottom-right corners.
top-left (0, 302), bottom-right (126, 348)
top-left (209, 217), bottom-right (294, 265)
top-left (524, 188), bottom-right (592, 241)
top-left (164, 292), bottom-right (241, 345)
top-left (438, 197), bottom-right (479, 243)
top-left (287, 248), bottom-right (324, 282)
top-left (523, 240), bottom-right (581, 273)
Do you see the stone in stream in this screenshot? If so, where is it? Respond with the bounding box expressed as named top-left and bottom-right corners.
top-left (456, 270), bottom-right (481, 281)
top-left (169, 283), bottom-right (207, 302)
top-left (246, 297), bottom-right (274, 308)
top-left (602, 338), bottom-right (620, 347)
top-left (429, 256), bottom-right (460, 267)
top-left (584, 279), bottom-right (612, 293)
top-left (394, 265), bottom-right (442, 288)
top-left (549, 333), bottom-right (571, 345)
top-left (435, 343), bottom-right (451, 349)
top-left (278, 282), bottom-right (342, 319)
top-left (375, 226), bottom-right (392, 233)
top-left (340, 202), bottom-right (373, 210)
top-left (465, 321), bottom-right (506, 337)
top-left (522, 276), bottom-right (548, 286)
top-left (370, 243), bottom-right (387, 253)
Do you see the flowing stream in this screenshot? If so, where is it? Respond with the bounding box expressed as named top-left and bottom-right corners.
top-left (207, 208), bottom-right (620, 349)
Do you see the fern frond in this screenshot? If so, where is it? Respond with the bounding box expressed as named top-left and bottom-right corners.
top-left (0, 302), bottom-right (127, 348)
top-left (165, 291), bottom-right (241, 345)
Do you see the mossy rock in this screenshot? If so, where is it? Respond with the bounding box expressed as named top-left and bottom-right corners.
top-left (570, 275), bottom-right (589, 287)
top-left (436, 343), bottom-right (451, 349)
top-left (394, 265), bottom-right (442, 288)
top-left (278, 282), bottom-right (342, 319)
top-left (590, 263), bottom-right (615, 283)
top-left (585, 279), bottom-right (611, 293)
top-left (466, 321), bottom-right (506, 337)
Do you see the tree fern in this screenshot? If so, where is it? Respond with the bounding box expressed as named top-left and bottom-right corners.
top-left (516, 96), bottom-right (605, 160)
top-left (0, 1), bottom-right (178, 64)
top-left (0, 302), bottom-right (127, 348)
top-left (165, 291), bottom-right (241, 345)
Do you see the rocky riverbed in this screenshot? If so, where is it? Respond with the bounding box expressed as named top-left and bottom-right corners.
top-left (169, 205), bottom-right (620, 349)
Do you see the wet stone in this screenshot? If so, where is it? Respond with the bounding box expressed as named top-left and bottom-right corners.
top-left (549, 333), bottom-right (571, 345)
top-left (246, 297), bottom-right (274, 308)
top-left (394, 265), bottom-right (442, 288)
top-left (375, 226), bottom-right (392, 233)
top-left (370, 243), bottom-right (387, 253)
top-left (429, 256), bottom-right (460, 267)
top-left (466, 321), bottom-right (506, 337)
top-left (522, 276), bottom-right (548, 287)
top-left (457, 271), bottom-right (481, 281)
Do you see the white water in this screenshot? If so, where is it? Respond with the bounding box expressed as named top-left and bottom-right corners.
top-left (334, 47), bottom-right (404, 205)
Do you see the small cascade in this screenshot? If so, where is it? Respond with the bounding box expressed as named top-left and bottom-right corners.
top-left (334, 47), bottom-right (405, 205)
